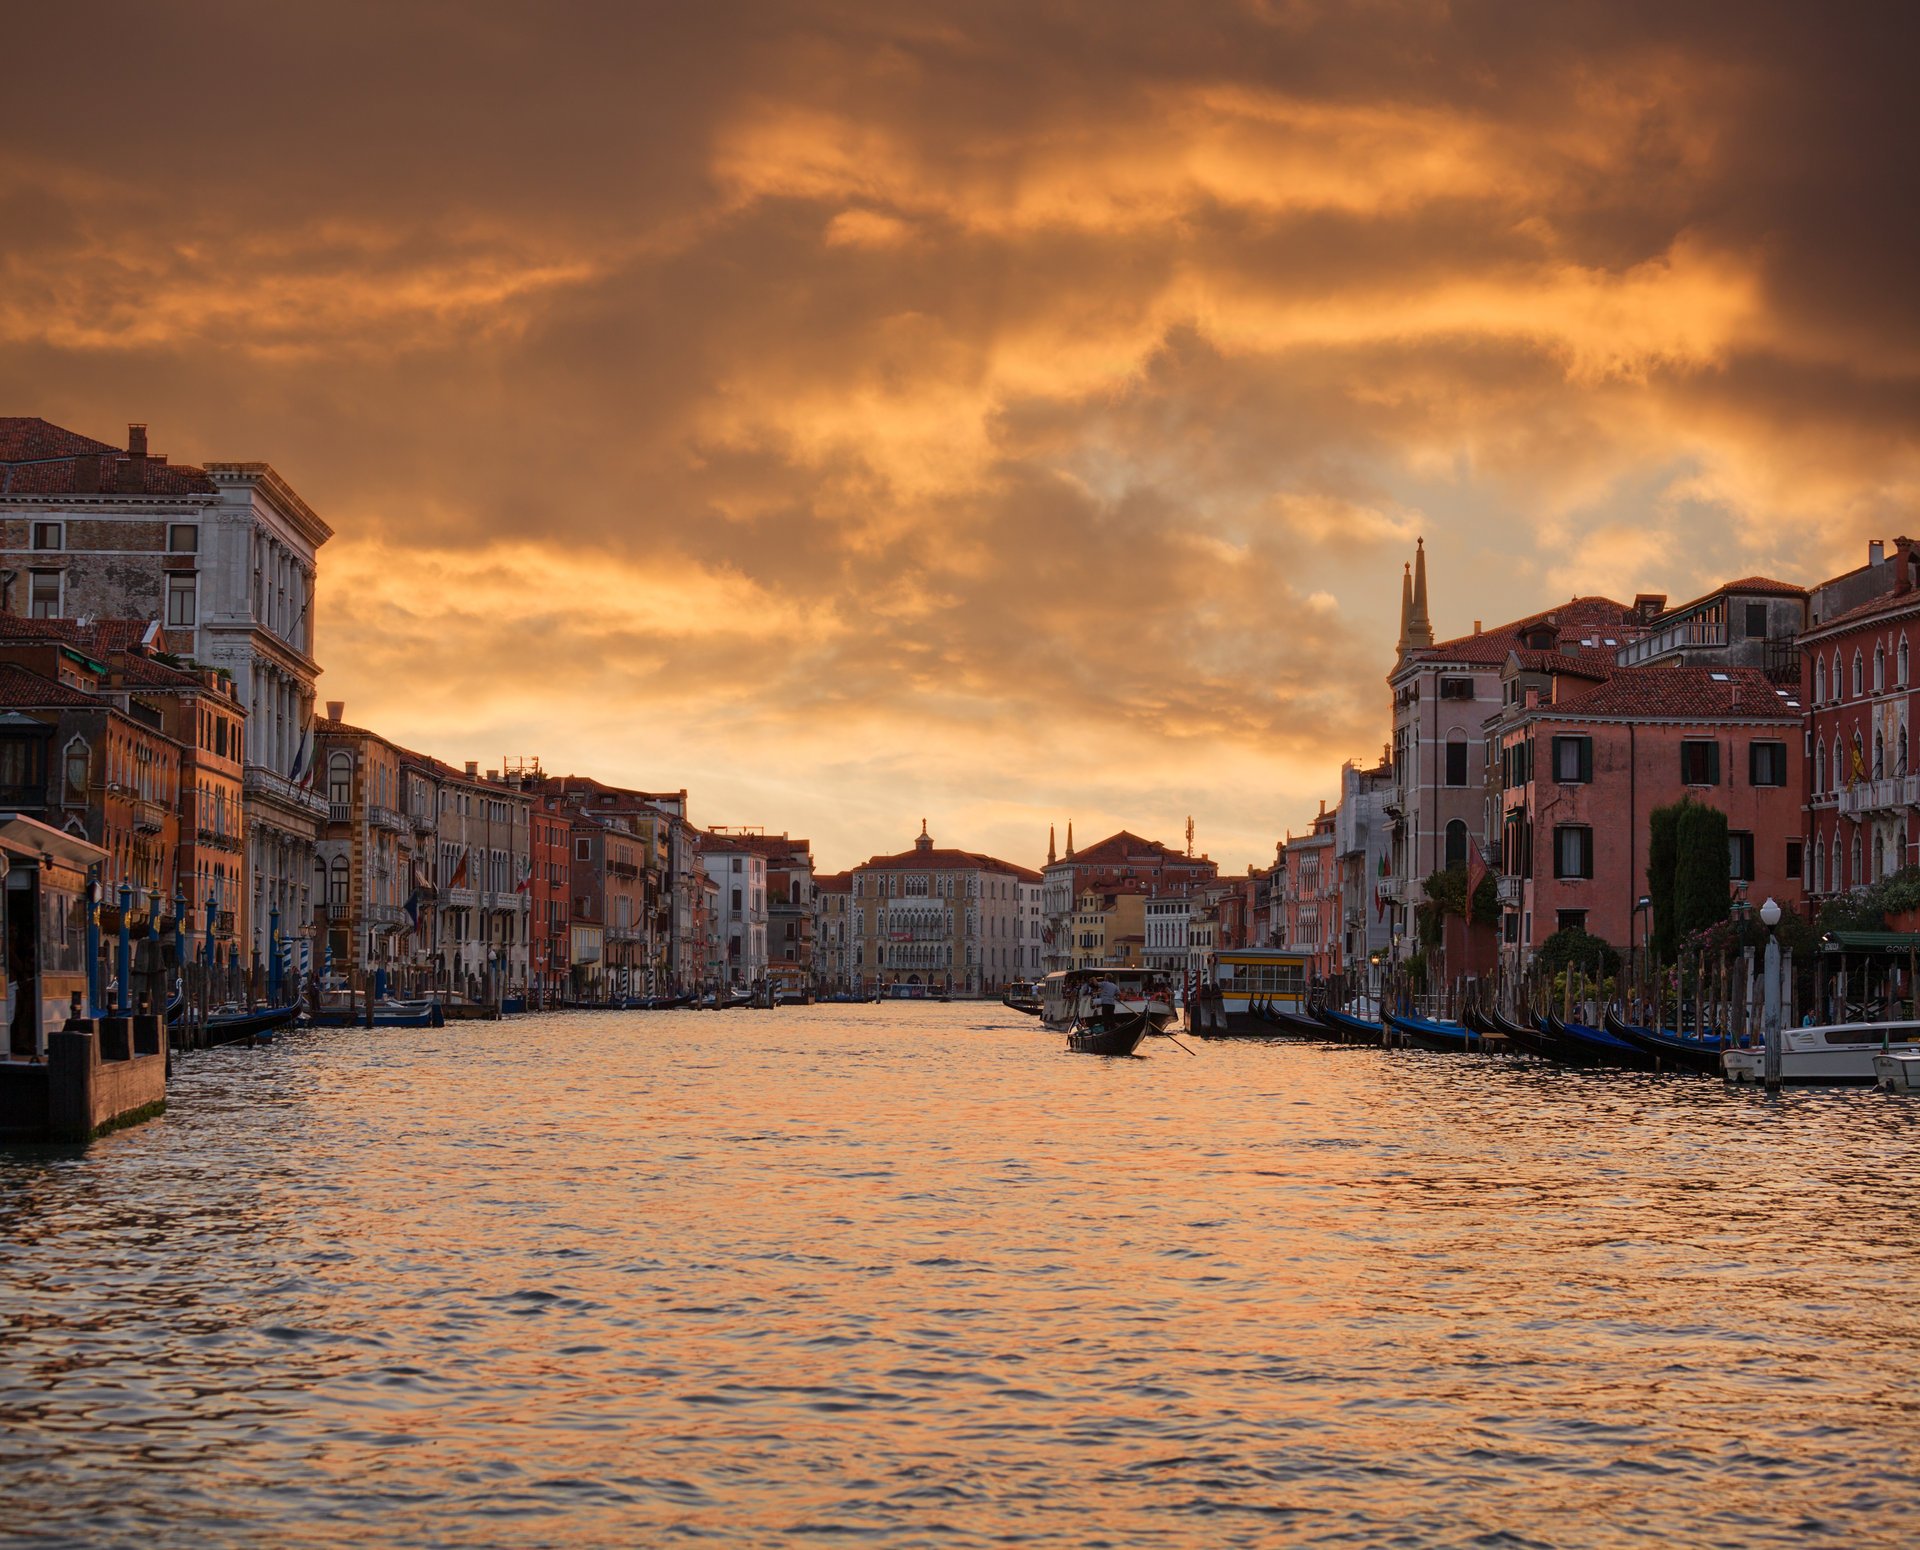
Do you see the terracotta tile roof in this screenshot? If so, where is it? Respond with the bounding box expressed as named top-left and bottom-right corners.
top-left (814, 871), bottom-right (852, 893)
top-left (699, 830), bottom-right (810, 860)
top-left (0, 615), bottom-right (177, 654)
top-left (1510, 647), bottom-right (1614, 680)
top-left (1546, 663), bottom-right (1799, 721)
top-left (858, 844), bottom-right (1043, 882)
top-left (0, 663), bottom-right (101, 708)
top-left (1409, 596), bottom-right (1639, 668)
top-left (0, 417), bottom-right (117, 461)
top-left (1801, 584), bottom-right (1920, 638)
top-left (1060, 829), bottom-right (1199, 867)
top-left (0, 417), bottom-right (218, 497)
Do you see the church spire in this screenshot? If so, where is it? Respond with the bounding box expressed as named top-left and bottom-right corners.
top-left (1066, 822), bottom-right (1074, 859)
top-left (1047, 824), bottom-right (1057, 865)
top-left (1396, 560), bottom-right (1413, 658)
top-left (1407, 536), bottom-right (1434, 649)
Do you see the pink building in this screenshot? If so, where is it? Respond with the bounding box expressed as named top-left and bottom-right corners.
top-left (1803, 538), bottom-right (1920, 897)
top-left (1495, 660), bottom-right (1804, 960)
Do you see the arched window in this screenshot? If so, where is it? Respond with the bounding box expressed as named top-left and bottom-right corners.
top-left (1875, 732), bottom-right (1886, 779)
top-left (62, 736), bottom-right (89, 806)
top-left (1852, 731), bottom-right (1865, 785)
top-left (328, 856), bottom-right (349, 908)
top-left (1902, 725), bottom-right (1910, 779)
top-left (1816, 658), bottom-right (1828, 703)
top-left (1812, 837), bottom-right (1824, 894)
top-left (1444, 819), bottom-right (1469, 871)
top-left (1851, 830), bottom-right (1863, 891)
top-left (1902, 638), bottom-right (1912, 688)
top-left (1815, 739), bottom-right (1827, 794)
top-left (1854, 651), bottom-right (1865, 697)
top-left (327, 752), bottom-right (352, 806)
top-left (1875, 644), bottom-right (1887, 692)
top-left (1835, 651), bottom-right (1846, 699)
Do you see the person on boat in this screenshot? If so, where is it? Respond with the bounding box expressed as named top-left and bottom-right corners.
top-left (1096, 976), bottom-right (1119, 1021)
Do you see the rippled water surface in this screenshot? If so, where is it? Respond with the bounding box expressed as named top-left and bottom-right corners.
top-left (5, 1005), bottom-right (1920, 1548)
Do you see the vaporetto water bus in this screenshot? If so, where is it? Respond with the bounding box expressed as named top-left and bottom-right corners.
top-left (1191, 949), bottom-right (1313, 1037)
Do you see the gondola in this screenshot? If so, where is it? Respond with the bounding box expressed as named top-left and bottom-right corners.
top-left (1601, 1009), bottom-right (1728, 1076)
top-left (201, 1003), bottom-right (303, 1046)
top-left (1254, 997), bottom-right (1320, 1039)
top-left (1272, 1006), bottom-right (1333, 1039)
top-left (1312, 1005), bottom-right (1385, 1045)
top-left (1484, 1007), bottom-right (1559, 1059)
top-left (1383, 1009), bottom-right (1479, 1052)
top-left (309, 999), bottom-right (444, 1028)
top-left (1541, 1013), bottom-right (1661, 1071)
top-left (1066, 1008), bottom-right (1153, 1056)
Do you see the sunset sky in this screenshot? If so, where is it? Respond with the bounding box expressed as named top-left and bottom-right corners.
top-left (3, 2), bottom-right (1915, 871)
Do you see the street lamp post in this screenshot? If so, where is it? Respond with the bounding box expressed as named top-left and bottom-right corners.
top-left (1761, 896), bottom-right (1783, 1091)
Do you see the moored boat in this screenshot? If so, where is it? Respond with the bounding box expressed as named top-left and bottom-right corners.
top-left (1723, 1021), bottom-right (1920, 1085)
top-left (1383, 1009), bottom-right (1480, 1052)
top-left (202, 1003), bottom-right (303, 1045)
top-left (1312, 1005), bottom-right (1385, 1044)
top-left (1601, 1009), bottom-right (1729, 1075)
top-left (1544, 1014), bottom-right (1661, 1071)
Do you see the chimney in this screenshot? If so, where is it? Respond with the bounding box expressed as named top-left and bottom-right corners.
top-left (1472, 620), bottom-right (1482, 635)
top-left (1633, 592), bottom-right (1667, 623)
top-left (72, 455), bottom-right (101, 494)
top-left (325, 700), bottom-right (344, 722)
top-left (1898, 536), bottom-right (1915, 596)
top-left (127, 423), bottom-right (148, 458)
top-left (1870, 539), bottom-right (1885, 567)
top-left (465, 760), bottom-right (479, 778)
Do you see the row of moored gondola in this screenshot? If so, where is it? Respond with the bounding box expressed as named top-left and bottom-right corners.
top-left (1236, 996), bottom-right (1740, 1075)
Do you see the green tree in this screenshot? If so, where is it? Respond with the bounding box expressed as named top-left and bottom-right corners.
top-left (1647, 801), bottom-right (1681, 960)
top-left (1535, 927), bottom-right (1622, 980)
top-left (1673, 799), bottom-right (1731, 940)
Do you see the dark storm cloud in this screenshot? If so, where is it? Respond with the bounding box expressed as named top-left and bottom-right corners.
top-left (1, 0), bottom-right (1914, 865)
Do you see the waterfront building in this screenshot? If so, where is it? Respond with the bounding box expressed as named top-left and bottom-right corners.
top-left (0, 615), bottom-right (249, 957)
top-left (0, 648), bottom-right (183, 911)
top-left (0, 418), bottom-right (333, 972)
top-left (1014, 876), bottom-right (1045, 980)
top-left (533, 776), bottom-right (697, 990)
top-left (700, 831), bottom-right (769, 990)
top-left (1803, 538), bottom-right (1920, 900)
top-left (813, 871), bottom-right (853, 992)
top-left (1278, 805), bottom-right (1340, 979)
top-left (1491, 660), bottom-right (1804, 962)
top-left (529, 796), bottom-right (575, 1002)
top-left (851, 824), bottom-right (1039, 995)
top-left (1386, 538), bottom-right (1644, 964)
top-left (1069, 883), bottom-right (1148, 969)
top-left (399, 749), bottom-right (532, 997)
top-left (1335, 756), bottom-right (1395, 988)
top-left (1040, 826), bottom-right (1218, 974)
top-left (1144, 894), bottom-right (1194, 974)
top-left (313, 711), bottom-right (416, 981)
top-left (708, 831), bottom-right (815, 994)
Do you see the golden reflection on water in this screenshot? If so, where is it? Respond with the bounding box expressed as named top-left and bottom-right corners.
top-left (3, 1004), bottom-right (1918, 1547)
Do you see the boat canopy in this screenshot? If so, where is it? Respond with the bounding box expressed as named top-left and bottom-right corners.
top-left (1821, 931), bottom-right (1920, 954)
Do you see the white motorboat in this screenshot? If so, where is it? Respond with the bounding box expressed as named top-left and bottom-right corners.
top-left (1723, 1021), bottom-right (1920, 1085)
top-left (1874, 1052), bottom-right (1920, 1093)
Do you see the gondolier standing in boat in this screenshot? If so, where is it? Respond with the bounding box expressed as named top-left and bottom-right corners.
top-left (1096, 975), bottom-right (1119, 1022)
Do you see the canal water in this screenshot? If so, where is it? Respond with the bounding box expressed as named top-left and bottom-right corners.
top-left (3, 1004), bottom-right (1918, 1548)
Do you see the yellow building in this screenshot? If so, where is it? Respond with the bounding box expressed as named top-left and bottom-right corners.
top-left (1071, 886), bottom-right (1148, 969)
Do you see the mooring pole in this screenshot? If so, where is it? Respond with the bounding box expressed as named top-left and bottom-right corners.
top-left (1761, 897), bottom-right (1783, 1091)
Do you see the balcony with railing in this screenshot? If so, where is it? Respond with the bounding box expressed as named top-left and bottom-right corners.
top-left (328, 801), bottom-right (352, 825)
top-left (134, 799), bottom-right (166, 834)
top-left (246, 764), bottom-right (329, 819)
top-left (369, 804), bottom-right (404, 833)
top-left (366, 902), bottom-right (405, 928)
top-left (1496, 874), bottom-right (1523, 906)
top-left (196, 823), bottom-right (242, 852)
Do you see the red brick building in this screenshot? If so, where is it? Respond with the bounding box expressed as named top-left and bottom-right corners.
top-left (530, 796), bottom-right (574, 1002)
top-left (1803, 538), bottom-right (1920, 897)
top-left (1495, 661), bottom-right (1804, 959)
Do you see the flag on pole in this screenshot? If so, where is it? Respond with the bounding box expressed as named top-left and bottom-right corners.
top-left (514, 860), bottom-right (532, 895)
top-left (450, 848), bottom-right (470, 889)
